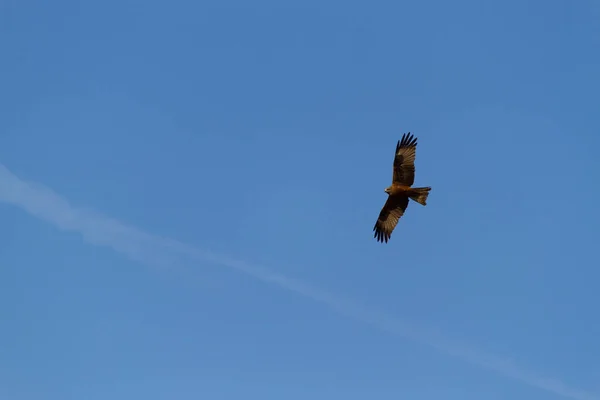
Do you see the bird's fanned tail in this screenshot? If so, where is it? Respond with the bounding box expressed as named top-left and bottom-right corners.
top-left (408, 187), bottom-right (431, 206)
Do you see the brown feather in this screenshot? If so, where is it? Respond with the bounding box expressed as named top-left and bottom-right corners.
top-left (373, 195), bottom-right (409, 243)
top-left (392, 132), bottom-right (418, 186)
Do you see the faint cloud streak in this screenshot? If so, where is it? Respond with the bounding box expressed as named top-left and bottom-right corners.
top-left (0, 163), bottom-right (596, 400)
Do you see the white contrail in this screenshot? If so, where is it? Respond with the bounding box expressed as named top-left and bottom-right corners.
top-left (0, 163), bottom-right (595, 400)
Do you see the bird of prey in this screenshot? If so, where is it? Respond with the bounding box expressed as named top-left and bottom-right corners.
top-left (373, 132), bottom-right (431, 243)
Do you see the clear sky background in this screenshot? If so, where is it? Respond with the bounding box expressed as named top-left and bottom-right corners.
top-left (1, 1), bottom-right (600, 399)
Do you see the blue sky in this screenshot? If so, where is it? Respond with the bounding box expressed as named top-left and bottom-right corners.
top-left (1, 0), bottom-right (600, 399)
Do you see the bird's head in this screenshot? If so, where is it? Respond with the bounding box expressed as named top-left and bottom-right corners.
top-left (384, 186), bottom-right (392, 195)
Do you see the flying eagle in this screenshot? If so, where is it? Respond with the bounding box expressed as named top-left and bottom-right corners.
top-left (373, 132), bottom-right (431, 243)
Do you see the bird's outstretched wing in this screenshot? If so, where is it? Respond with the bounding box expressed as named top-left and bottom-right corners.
top-left (373, 195), bottom-right (409, 243)
top-left (392, 132), bottom-right (418, 186)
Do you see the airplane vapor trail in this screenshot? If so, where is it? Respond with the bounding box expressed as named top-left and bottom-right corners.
top-left (0, 163), bottom-right (595, 400)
